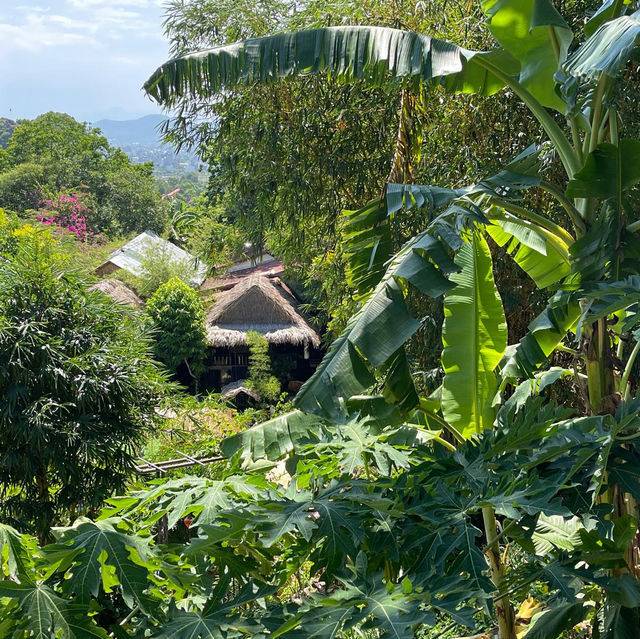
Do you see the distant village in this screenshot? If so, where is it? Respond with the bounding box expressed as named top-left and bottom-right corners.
top-left (92, 231), bottom-right (322, 402)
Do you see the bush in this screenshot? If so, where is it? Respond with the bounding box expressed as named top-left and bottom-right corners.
top-left (0, 231), bottom-right (169, 541)
top-left (134, 244), bottom-right (200, 298)
top-left (246, 330), bottom-right (280, 404)
top-left (0, 162), bottom-right (44, 213)
top-left (146, 277), bottom-right (208, 383)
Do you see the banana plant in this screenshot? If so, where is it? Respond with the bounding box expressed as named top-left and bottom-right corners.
top-left (144, 2), bottom-right (640, 637)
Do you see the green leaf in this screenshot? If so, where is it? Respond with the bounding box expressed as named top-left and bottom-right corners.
top-left (47, 519), bottom-right (155, 612)
top-left (603, 604), bottom-right (640, 639)
top-left (221, 410), bottom-right (322, 463)
top-left (294, 231), bottom-right (456, 417)
top-left (442, 232), bottom-right (507, 438)
top-left (532, 514), bottom-right (583, 555)
top-left (502, 367), bottom-right (572, 413)
top-left (0, 581), bottom-right (108, 639)
top-left (145, 27), bottom-right (517, 105)
top-left (482, 0), bottom-right (573, 111)
top-left (566, 140), bottom-right (640, 201)
top-left (501, 292), bottom-right (580, 379)
top-left (0, 524), bottom-right (34, 581)
top-left (525, 603), bottom-right (588, 639)
top-left (486, 215), bottom-right (570, 288)
top-left (563, 10), bottom-right (640, 81)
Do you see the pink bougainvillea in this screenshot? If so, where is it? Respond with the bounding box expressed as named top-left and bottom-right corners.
top-left (36, 189), bottom-right (104, 245)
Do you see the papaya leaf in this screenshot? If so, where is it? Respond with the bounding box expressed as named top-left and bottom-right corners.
top-left (0, 581), bottom-right (108, 639)
top-left (0, 524), bottom-right (34, 582)
top-left (47, 519), bottom-right (157, 613)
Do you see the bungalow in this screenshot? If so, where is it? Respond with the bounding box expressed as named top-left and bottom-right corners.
top-left (203, 275), bottom-right (322, 391)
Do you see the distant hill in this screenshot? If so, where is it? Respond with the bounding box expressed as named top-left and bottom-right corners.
top-left (0, 118), bottom-right (16, 148)
top-left (93, 114), bottom-right (168, 147)
top-left (93, 114), bottom-right (203, 176)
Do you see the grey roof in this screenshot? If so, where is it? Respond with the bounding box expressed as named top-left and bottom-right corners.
top-left (101, 231), bottom-right (207, 287)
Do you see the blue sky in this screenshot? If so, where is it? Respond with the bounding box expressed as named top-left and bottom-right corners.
top-left (0, 0), bottom-right (172, 123)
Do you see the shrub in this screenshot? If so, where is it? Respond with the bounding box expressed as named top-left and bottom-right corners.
top-left (134, 244), bottom-right (200, 298)
top-left (146, 277), bottom-right (208, 383)
top-left (0, 232), bottom-right (169, 542)
top-left (0, 162), bottom-right (44, 213)
top-left (246, 330), bottom-right (280, 404)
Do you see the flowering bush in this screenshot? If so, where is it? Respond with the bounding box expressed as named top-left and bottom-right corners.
top-left (36, 187), bottom-right (104, 244)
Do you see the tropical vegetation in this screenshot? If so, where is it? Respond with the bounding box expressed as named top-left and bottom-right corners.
top-left (3, 1), bottom-right (640, 639)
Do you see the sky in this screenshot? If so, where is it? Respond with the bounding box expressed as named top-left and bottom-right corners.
top-left (0, 0), bottom-right (173, 123)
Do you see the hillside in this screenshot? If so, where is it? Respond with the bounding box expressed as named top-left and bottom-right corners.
top-left (93, 114), bottom-right (202, 175)
top-left (93, 114), bottom-right (168, 146)
top-left (0, 118), bottom-right (16, 148)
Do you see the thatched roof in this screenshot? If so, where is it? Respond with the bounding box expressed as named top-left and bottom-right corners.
top-left (89, 279), bottom-right (143, 308)
top-left (206, 275), bottom-right (321, 348)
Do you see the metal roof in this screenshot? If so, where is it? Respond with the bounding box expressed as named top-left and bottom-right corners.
top-left (103, 231), bottom-right (207, 287)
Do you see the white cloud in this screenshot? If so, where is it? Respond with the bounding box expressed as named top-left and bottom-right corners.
top-left (0, 13), bottom-right (98, 53)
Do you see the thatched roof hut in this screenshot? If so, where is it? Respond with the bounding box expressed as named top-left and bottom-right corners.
top-left (206, 275), bottom-right (320, 348)
top-left (89, 279), bottom-right (143, 308)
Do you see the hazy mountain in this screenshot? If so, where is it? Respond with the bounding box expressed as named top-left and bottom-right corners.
top-left (93, 114), bottom-right (168, 146)
top-left (93, 114), bottom-right (203, 175)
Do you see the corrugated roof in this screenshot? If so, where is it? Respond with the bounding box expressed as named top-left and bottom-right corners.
top-left (100, 231), bottom-right (207, 287)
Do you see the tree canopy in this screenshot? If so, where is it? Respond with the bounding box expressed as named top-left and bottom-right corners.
top-left (0, 112), bottom-right (167, 236)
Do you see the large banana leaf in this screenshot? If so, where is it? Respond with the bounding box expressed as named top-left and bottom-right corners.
top-left (481, 0), bottom-right (572, 111)
top-left (145, 26), bottom-right (519, 105)
top-left (343, 144), bottom-right (544, 295)
top-left (501, 292), bottom-right (581, 379)
top-left (486, 214), bottom-right (570, 288)
top-left (563, 9), bottom-right (640, 81)
top-left (441, 233), bottom-right (507, 438)
top-left (220, 410), bottom-right (323, 462)
top-left (294, 231), bottom-right (457, 417)
top-left (566, 139), bottom-right (640, 202)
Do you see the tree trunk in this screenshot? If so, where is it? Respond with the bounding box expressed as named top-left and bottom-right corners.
top-left (482, 506), bottom-right (516, 639)
top-left (36, 468), bottom-right (52, 546)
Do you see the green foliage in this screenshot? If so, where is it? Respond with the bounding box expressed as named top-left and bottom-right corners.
top-left (0, 162), bottom-right (45, 213)
top-left (146, 277), bottom-right (208, 378)
top-left (0, 117), bottom-right (15, 149)
top-left (134, 244), bottom-right (201, 298)
top-left (246, 331), bottom-right (280, 403)
top-left (0, 232), bottom-right (170, 540)
top-left (1, 112), bottom-right (166, 236)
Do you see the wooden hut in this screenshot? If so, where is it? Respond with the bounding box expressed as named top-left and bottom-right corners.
top-left (204, 275), bottom-right (321, 390)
